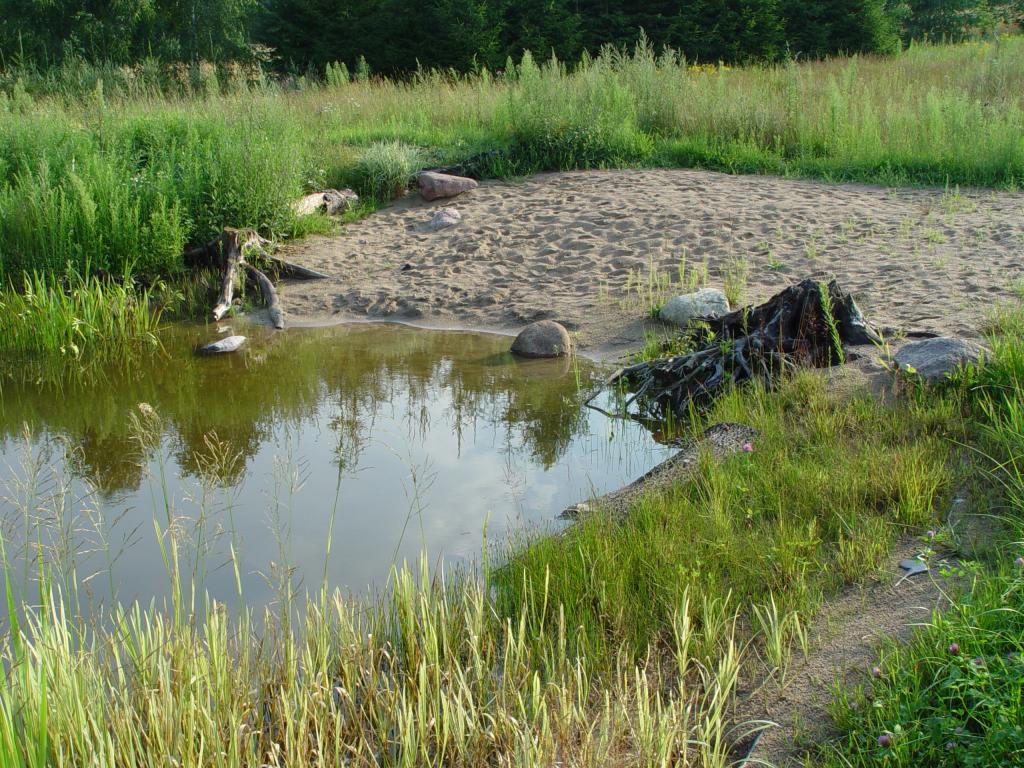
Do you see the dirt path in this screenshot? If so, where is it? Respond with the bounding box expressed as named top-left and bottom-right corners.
top-left (733, 535), bottom-right (961, 766)
top-left (279, 168), bottom-right (1024, 358)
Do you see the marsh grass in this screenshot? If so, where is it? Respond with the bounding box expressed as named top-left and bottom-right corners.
top-left (0, 271), bottom-right (164, 359)
top-left (0, 418), bottom-right (751, 767)
top-left (350, 140), bottom-right (423, 202)
top-left (623, 253), bottom-right (709, 318)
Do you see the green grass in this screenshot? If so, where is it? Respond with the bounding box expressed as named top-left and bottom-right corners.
top-left (3, 37), bottom-right (1024, 285)
top-left (495, 370), bottom-right (961, 665)
top-left (823, 566), bottom-right (1024, 766)
top-left (820, 308), bottom-right (1024, 767)
top-left (0, 271), bottom-right (165, 359)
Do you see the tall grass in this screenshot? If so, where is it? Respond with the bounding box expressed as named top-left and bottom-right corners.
top-left (0, 271), bottom-right (164, 359)
top-left (3, 37), bottom-right (1024, 283)
top-left (496, 371), bottom-right (959, 663)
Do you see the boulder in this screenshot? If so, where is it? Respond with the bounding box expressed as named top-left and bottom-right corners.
top-left (511, 320), bottom-right (572, 358)
top-left (659, 288), bottom-right (730, 327)
top-left (428, 207), bottom-right (462, 231)
top-left (894, 337), bottom-right (988, 385)
top-left (197, 335), bottom-right (246, 355)
top-left (293, 188), bottom-right (358, 217)
top-left (418, 171), bottom-right (478, 201)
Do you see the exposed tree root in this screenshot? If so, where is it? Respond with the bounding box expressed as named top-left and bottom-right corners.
top-left (184, 228), bottom-right (328, 328)
top-left (599, 279), bottom-right (881, 421)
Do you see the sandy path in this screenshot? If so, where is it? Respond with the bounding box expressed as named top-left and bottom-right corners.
top-left (280, 169), bottom-right (1024, 358)
top-left (734, 535), bottom-right (960, 766)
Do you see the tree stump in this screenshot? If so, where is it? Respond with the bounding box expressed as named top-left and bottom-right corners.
top-left (601, 279), bottom-right (881, 421)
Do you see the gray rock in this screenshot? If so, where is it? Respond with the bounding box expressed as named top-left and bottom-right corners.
top-left (418, 171), bottom-right (478, 201)
top-left (511, 320), bottom-right (572, 358)
top-left (659, 288), bottom-right (730, 327)
top-left (197, 335), bottom-right (246, 355)
top-left (894, 337), bottom-right (988, 385)
top-left (292, 188), bottom-right (359, 216)
top-left (428, 207), bottom-right (462, 231)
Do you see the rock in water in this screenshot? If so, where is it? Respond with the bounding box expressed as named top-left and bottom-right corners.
top-left (197, 335), bottom-right (246, 355)
top-left (293, 189), bottom-right (359, 216)
top-left (511, 320), bottom-right (572, 358)
top-left (894, 337), bottom-right (988, 384)
top-left (428, 207), bottom-right (462, 231)
top-left (418, 171), bottom-right (478, 201)
top-left (659, 288), bottom-right (730, 327)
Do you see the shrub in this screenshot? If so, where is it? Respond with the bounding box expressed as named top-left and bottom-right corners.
top-left (351, 140), bottom-right (422, 202)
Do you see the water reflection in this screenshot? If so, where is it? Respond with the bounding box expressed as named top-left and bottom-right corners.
top-left (0, 323), bottom-right (671, 612)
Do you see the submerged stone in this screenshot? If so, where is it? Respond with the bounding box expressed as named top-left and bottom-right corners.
top-left (511, 320), bottom-right (572, 358)
top-left (197, 335), bottom-right (246, 355)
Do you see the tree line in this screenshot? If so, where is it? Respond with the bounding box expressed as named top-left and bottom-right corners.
top-left (1, 0), bottom-right (1022, 74)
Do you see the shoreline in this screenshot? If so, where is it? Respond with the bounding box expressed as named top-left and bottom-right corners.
top-left (277, 168), bottom-right (1024, 354)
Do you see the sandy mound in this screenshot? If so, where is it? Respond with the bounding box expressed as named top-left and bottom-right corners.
top-left (280, 169), bottom-right (1024, 358)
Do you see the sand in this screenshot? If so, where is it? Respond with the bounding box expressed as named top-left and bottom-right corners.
top-left (280, 169), bottom-right (1024, 357)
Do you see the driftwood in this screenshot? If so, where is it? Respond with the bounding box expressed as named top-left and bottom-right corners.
top-left (244, 263), bottom-right (283, 329)
top-left (213, 229), bottom-right (260, 321)
top-left (260, 254), bottom-right (331, 280)
top-left (602, 279), bottom-right (881, 421)
top-left (560, 422), bottom-right (757, 520)
top-left (292, 188), bottom-right (359, 217)
top-left (184, 228), bottom-right (328, 327)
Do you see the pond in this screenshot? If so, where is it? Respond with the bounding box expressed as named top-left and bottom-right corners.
top-left (0, 323), bottom-right (672, 614)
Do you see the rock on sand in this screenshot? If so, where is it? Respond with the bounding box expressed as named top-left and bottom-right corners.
top-left (659, 288), bottom-right (730, 327)
top-left (418, 171), bottom-right (478, 201)
top-left (894, 337), bottom-right (988, 384)
top-left (429, 207), bottom-right (462, 230)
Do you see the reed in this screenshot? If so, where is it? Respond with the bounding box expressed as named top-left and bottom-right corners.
top-left (0, 271), bottom-right (164, 358)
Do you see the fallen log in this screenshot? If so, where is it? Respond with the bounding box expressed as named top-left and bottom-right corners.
top-left (260, 254), bottom-right (331, 280)
top-left (184, 228), bottom-right (326, 328)
top-left (244, 263), bottom-right (284, 329)
top-left (560, 422), bottom-right (756, 520)
top-left (600, 279), bottom-right (881, 421)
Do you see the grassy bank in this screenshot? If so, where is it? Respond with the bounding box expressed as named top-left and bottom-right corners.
top-left (821, 314), bottom-right (1024, 766)
top-left (2, 37), bottom-right (1024, 288)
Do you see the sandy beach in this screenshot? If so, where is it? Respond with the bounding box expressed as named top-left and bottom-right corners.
top-left (280, 169), bottom-right (1024, 357)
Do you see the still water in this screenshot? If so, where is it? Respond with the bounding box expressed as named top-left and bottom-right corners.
top-left (0, 323), bottom-right (671, 611)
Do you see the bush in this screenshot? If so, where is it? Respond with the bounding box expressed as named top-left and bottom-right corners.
top-left (0, 100), bottom-right (310, 281)
top-left (351, 140), bottom-right (422, 202)
top-left (0, 157), bottom-right (186, 279)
